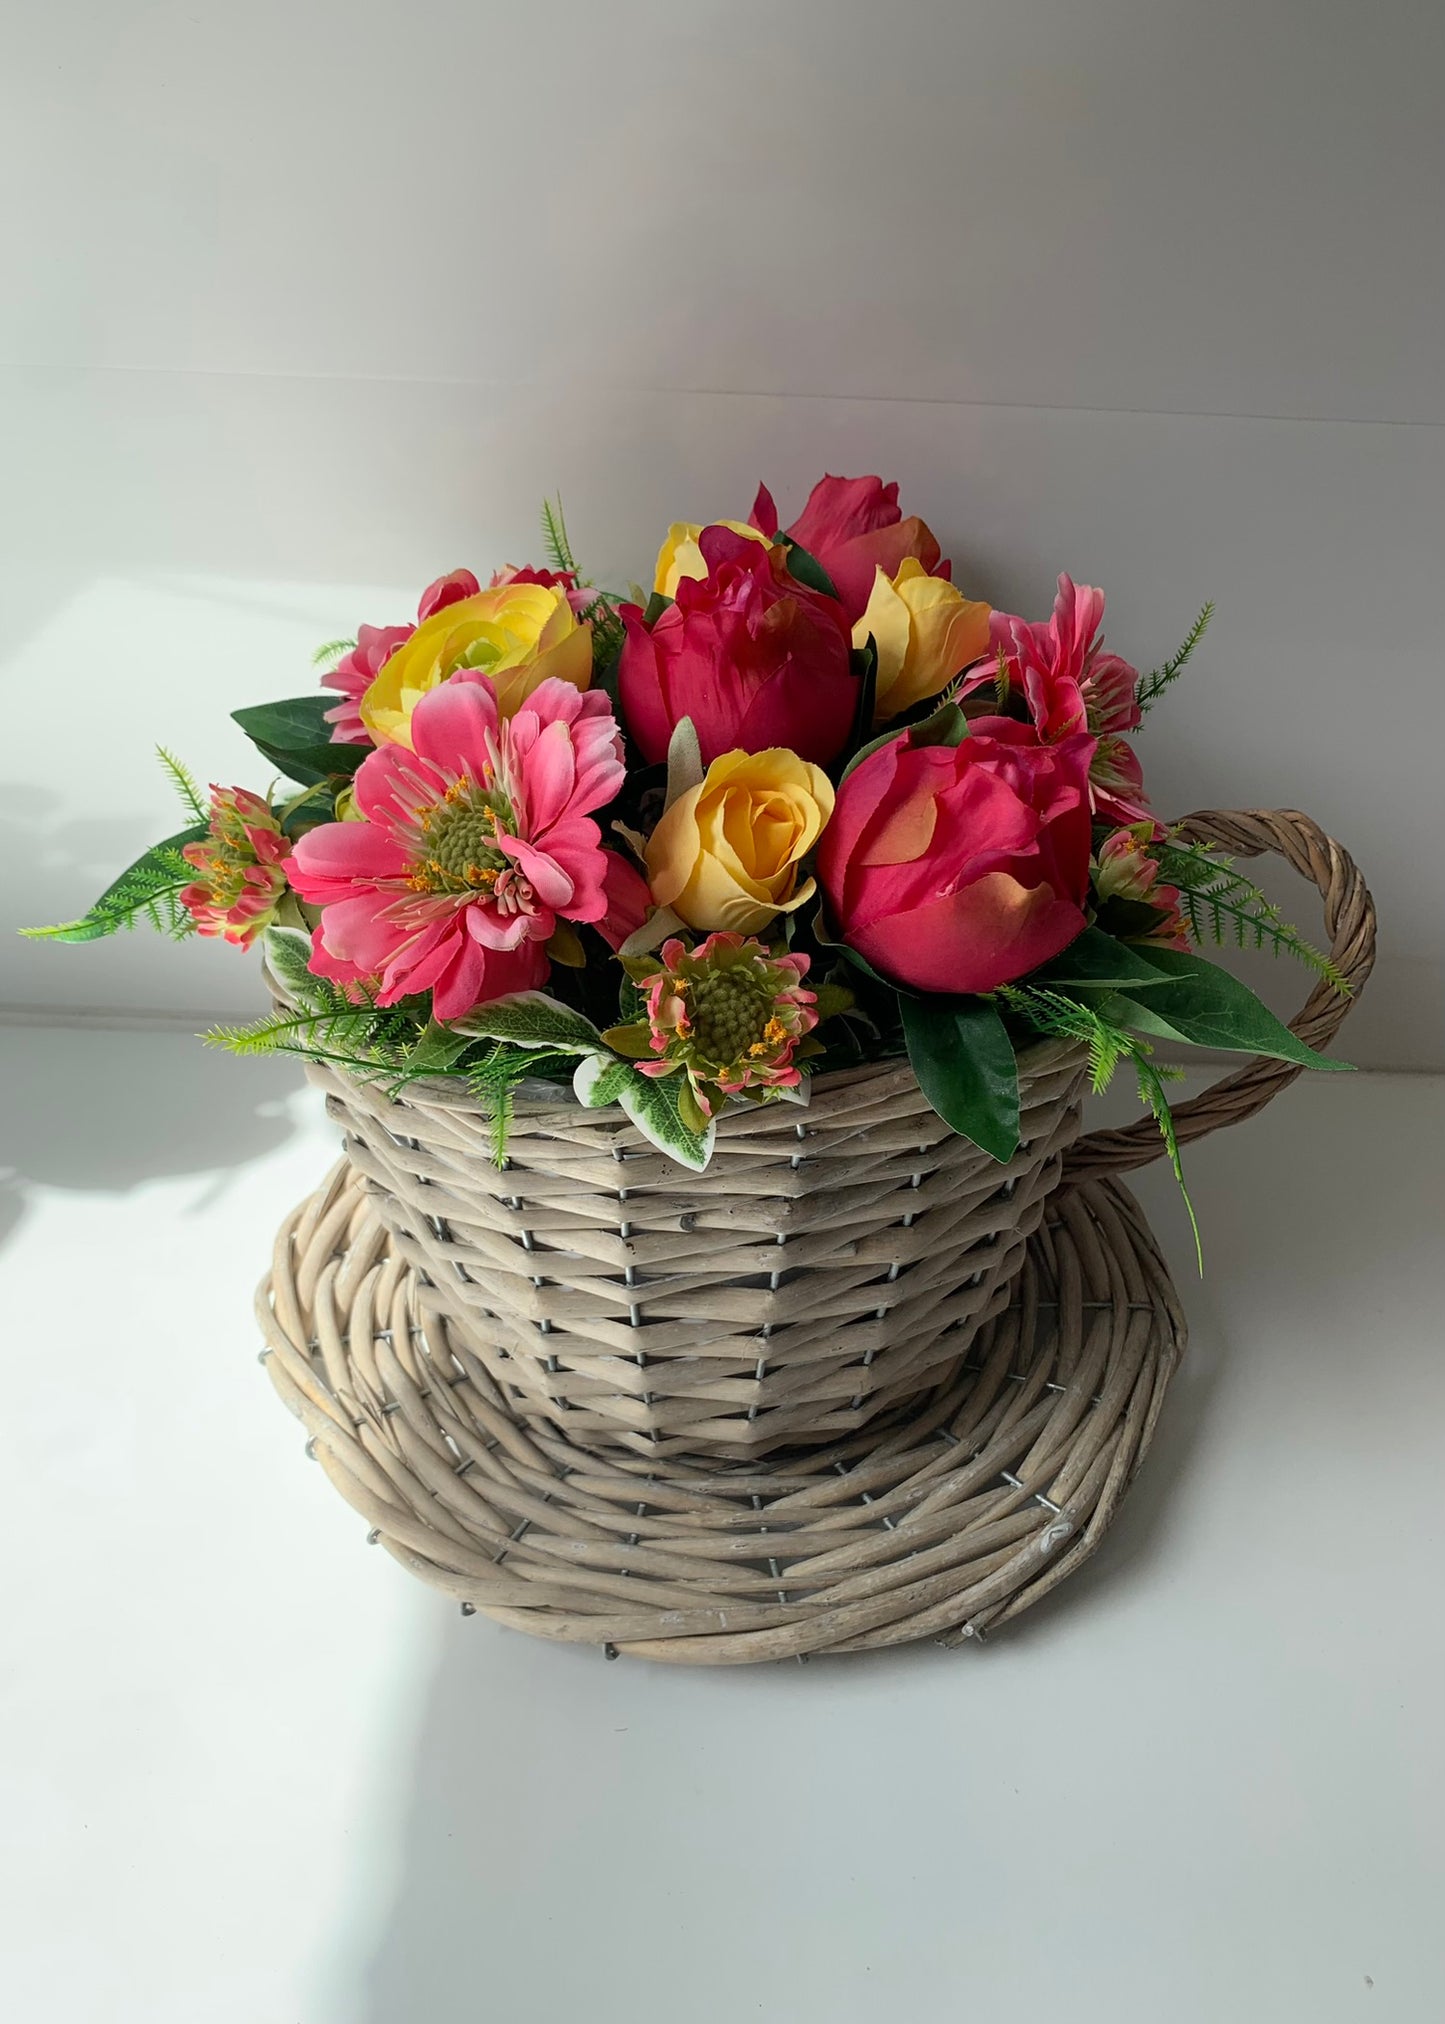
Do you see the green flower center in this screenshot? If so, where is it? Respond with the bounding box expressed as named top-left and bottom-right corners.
top-left (688, 970), bottom-right (774, 1066)
top-left (409, 782), bottom-right (514, 895)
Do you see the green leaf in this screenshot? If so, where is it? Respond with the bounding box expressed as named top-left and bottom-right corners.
top-left (263, 924), bottom-right (328, 1009)
top-left (572, 1053), bottom-right (640, 1109)
top-left (406, 1021), bottom-right (475, 1076)
top-left (641, 590), bottom-right (673, 627)
top-left (812, 980), bottom-right (856, 1022)
top-left (450, 991), bottom-right (604, 1055)
top-left (905, 699), bottom-right (970, 748)
top-left (1039, 925), bottom-right (1184, 992)
top-left (811, 900), bottom-right (902, 990)
top-left (276, 781), bottom-right (341, 837)
top-left (778, 535), bottom-right (840, 601)
top-left (599, 1022), bottom-right (656, 1061)
top-left (22, 826), bottom-right (206, 943)
top-left (900, 995), bottom-right (1021, 1161)
top-left (664, 715), bottom-right (704, 809)
top-left (618, 904), bottom-right (686, 960)
top-left (232, 696), bottom-right (369, 786)
top-left (1106, 947), bottom-right (1352, 1070)
top-left (615, 1065), bottom-right (716, 1171)
top-left (847, 634), bottom-right (878, 751)
top-left (838, 720), bottom-right (904, 786)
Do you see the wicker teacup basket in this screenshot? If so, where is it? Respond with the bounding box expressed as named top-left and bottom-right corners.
top-left (283, 810), bottom-right (1374, 1468)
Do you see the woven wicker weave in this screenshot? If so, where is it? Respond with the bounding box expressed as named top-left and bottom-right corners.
top-left (260, 1163), bottom-right (1185, 1662)
top-left (293, 807), bottom-right (1374, 1463)
top-left (307, 1040), bottom-right (1087, 1459)
top-left (258, 807), bottom-right (1374, 1661)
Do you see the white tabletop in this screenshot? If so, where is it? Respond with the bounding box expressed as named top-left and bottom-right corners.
top-left (2, 1024), bottom-right (1441, 2024)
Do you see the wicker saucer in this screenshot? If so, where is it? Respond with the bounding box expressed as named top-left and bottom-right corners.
top-left (259, 1161), bottom-right (1185, 1664)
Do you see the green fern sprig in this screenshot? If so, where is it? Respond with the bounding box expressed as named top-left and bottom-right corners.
top-left (999, 985), bottom-right (1132, 1094)
top-left (1000, 984), bottom-right (1201, 1268)
top-left (584, 589), bottom-right (628, 668)
top-left (22, 836), bottom-right (202, 944)
top-left (465, 1041), bottom-right (578, 1164)
top-left (311, 637), bottom-right (357, 669)
top-left (204, 999), bottom-right (417, 1065)
top-left (156, 747), bottom-right (208, 824)
top-left (540, 496), bottom-right (578, 576)
top-left (1157, 838), bottom-right (1346, 990)
top-left (1137, 600), bottom-right (1214, 711)
top-left (993, 646), bottom-right (1012, 711)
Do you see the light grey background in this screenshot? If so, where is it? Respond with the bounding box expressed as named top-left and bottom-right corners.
top-left (4, 0), bottom-right (1442, 1061)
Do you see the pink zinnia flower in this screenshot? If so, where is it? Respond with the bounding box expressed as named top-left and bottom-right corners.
top-left (610, 933), bottom-right (818, 1121)
top-left (1093, 824), bottom-right (1190, 950)
top-left (962, 574), bottom-right (1146, 822)
top-left (180, 785), bottom-right (290, 947)
top-left (321, 569), bottom-right (481, 745)
top-left (286, 675), bottom-right (625, 1020)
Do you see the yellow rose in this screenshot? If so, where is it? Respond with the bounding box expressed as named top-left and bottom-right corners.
top-left (853, 557), bottom-right (991, 724)
top-left (645, 748), bottom-right (834, 934)
top-left (653, 520), bottom-right (771, 598)
top-left (359, 583), bottom-right (591, 747)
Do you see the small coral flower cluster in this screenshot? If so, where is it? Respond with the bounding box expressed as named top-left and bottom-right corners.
top-left (173, 474), bottom-right (1189, 1123)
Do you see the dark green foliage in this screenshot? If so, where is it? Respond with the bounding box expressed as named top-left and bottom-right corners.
top-left (232, 696), bottom-right (368, 786)
top-left (1001, 985), bottom-right (1201, 1268)
top-left (777, 535), bottom-right (840, 602)
top-left (899, 994), bottom-right (1021, 1161)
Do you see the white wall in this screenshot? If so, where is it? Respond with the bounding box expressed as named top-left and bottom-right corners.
top-left (4, 0), bottom-right (1442, 1065)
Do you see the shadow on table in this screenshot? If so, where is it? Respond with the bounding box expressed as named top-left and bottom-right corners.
top-left (328, 1076), bottom-right (1431, 2023)
top-left (0, 1023), bottom-right (301, 1250)
top-left (348, 1261), bottom-right (1228, 2024)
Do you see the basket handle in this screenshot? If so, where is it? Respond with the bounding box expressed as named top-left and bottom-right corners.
top-left (1062, 808), bottom-right (1377, 1187)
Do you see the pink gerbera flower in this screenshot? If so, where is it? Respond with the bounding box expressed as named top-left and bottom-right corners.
top-left (962, 574), bottom-right (1146, 822)
top-left (286, 675), bottom-right (625, 1020)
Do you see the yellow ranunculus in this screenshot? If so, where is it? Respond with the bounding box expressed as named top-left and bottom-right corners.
top-left (645, 748), bottom-right (834, 934)
top-left (653, 519), bottom-right (771, 598)
top-left (359, 583), bottom-right (591, 747)
top-left (853, 557), bottom-right (991, 724)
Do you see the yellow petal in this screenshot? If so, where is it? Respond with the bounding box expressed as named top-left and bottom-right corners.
top-left (858, 562), bottom-right (992, 724)
top-left (653, 519), bottom-right (771, 598)
top-left (853, 566), bottom-right (912, 691)
top-left (359, 583), bottom-right (590, 747)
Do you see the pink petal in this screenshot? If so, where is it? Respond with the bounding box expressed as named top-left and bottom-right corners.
top-left (496, 834), bottom-right (574, 910)
top-left (409, 678), bottom-right (500, 781)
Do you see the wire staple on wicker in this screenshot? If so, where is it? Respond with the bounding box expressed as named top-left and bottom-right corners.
top-left (257, 1161), bottom-right (1187, 1664)
top-left (305, 1040), bottom-right (1092, 1459)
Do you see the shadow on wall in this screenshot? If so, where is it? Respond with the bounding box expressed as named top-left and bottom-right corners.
top-left (0, 1022), bottom-right (301, 1251)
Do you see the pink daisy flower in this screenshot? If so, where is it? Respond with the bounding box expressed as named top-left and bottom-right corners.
top-left (286, 675), bottom-right (625, 1020)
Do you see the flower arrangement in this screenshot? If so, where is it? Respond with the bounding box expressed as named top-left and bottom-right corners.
top-left (30, 476), bottom-right (1349, 1245)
